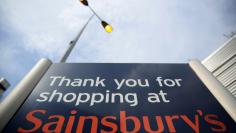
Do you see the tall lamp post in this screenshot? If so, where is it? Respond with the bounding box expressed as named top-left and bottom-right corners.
top-left (60, 0), bottom-right (113, 63)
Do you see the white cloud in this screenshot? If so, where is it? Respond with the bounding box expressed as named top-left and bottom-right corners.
top-left (0, 46), bottom-right (20, 75)
top-left (0, 41), bottom-right (33, 86)
top-left (0, 0), bottom-right (235, 64)
top-left (1, 0), bottom-right (236, 89)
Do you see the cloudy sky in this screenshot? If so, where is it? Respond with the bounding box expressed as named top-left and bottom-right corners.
top-left (0, 0), bottom-right (236, 91)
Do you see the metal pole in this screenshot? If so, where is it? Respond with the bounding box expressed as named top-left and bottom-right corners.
top-left (189, 59), bottom-right (236, 122)
top-left (60, 14), bottom-right (94, 63)
top-left (88, 6), bottom-right (102, 21)
top-left (0, 58), bottom-right (52, 131)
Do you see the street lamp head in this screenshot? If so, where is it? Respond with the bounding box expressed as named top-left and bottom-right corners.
top-left (79, 0), bottom-right (89, 6)
top-left (78, 0), bottom-right (113, 33)
top-left (101, 21), bottom-right (113, 33)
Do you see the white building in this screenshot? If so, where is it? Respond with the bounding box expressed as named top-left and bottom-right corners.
top-left (203, 35), bottom-right (236, 98)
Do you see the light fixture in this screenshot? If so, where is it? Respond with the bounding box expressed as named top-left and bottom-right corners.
top-left (79, 0), bottom-right (113, 33)
top-left (101, 21), bottom-right (113, 33)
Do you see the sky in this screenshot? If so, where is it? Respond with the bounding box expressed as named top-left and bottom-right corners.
top-left (0, 0), bottom-right (236, 94)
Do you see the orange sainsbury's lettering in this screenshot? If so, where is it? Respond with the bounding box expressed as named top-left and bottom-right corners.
top-left (65, 110), bottom-right (77, 133)
top-left (17, 109), bottom-right (228, 132)
top-left (17, 110), bottom-right (46, 133)
top-left (101, 116), bottom-right (118, 133)
top-left (143, 116), bottom-right (164, 133)
top-left (42, 115), bottom-right (65, 133)
top-left (204, 114), bottom-right (227, 132)
top-left (120, 111), bottom-right (141, 133)
top-left (76, 116), bottom-right (98, 133)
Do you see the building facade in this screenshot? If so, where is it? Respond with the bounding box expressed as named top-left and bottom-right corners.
top-left (203, 35), bottom-right (236, 98)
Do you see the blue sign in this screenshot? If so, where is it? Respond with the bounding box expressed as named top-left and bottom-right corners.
top-left (4, 63), bottom-right (236, 132)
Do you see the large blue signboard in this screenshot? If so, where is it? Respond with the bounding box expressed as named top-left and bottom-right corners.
top-left (4, 63), bottom-right (236, 132)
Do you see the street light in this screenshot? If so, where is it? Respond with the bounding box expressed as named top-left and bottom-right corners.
top-left (60, 0), bottom-right (113, 63)
top-left (79, 0), bottom-right (113, 33)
